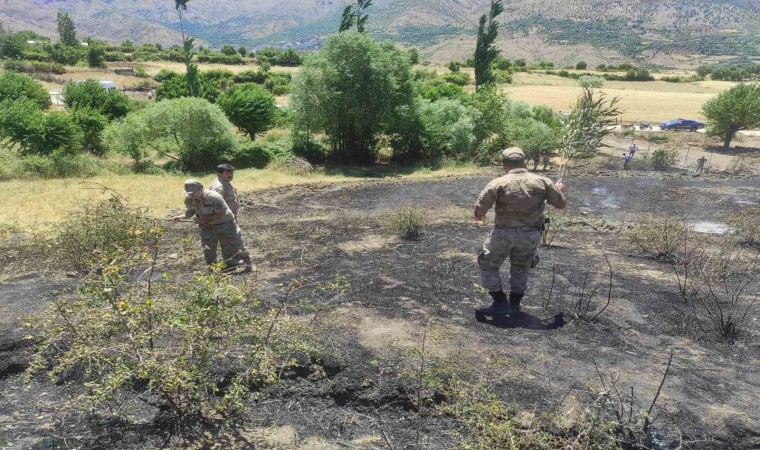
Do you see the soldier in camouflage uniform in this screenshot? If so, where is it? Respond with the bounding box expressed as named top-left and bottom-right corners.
top-left (474, 148), bottom-right (567, 318)
top-left (210, 163), bottom-right (239, 218)
top-left (172, 179), bottom-right (252, 272)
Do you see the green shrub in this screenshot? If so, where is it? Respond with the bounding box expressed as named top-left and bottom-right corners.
top-left (646, 134), bottom-right (668, 144)
top-left (578, 75), bottom-right (605, 88)
top-left (2, 108), bottom-right (84, 157)
top-left (443, 71), bottom-right (470, 86)
top-left (417, 98), bottom-right (480, 161)
top-left (0, 71), bottom-right (51, 108)
top-left (387, 206), bottom-right (426, 240)
top-left (233, 70), bottom-right (268, 84)
top-left (71, 106), bottom-right (108, 155)
top-left (3, 60), bottom-right (66, 75)
top-left (133, 64), bottom-right (147, 78)
top-left (650, 148), bottom-right (677, 170)
top-left (292, 139), bottom-right (327, 164)
top-left (154, 69), bottom-right (180, 82)
top-left (20, 152), bottom-right (102, 179)
top-left (62, 80), bottom-right (134, 119)
top-left (47, 42), bottom-right (84, 65)
top-left (227, 140), bottom-right (273, 169)
top-left (86, 45), bottom-right (107, 68)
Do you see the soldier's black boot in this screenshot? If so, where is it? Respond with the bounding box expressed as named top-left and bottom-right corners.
top-left (509, 292), bottom-right (524, 314)
top-left (476, 291), bottom-right (512, 317)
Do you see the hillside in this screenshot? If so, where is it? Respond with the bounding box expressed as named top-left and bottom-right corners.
top-left (1, 0), bottom-right (758, 67)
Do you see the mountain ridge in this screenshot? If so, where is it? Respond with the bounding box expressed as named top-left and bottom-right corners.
top-left (1, 0), bottom-right (758, 67)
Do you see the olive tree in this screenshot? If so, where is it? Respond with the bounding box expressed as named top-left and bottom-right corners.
top-left (105, 97), bottom-right (235, 171)
top-left (218, 83), bottom-right (277, 140)
top-left (702, 83), bottom-right (760, 148)
top-left (290, 32), bottom-right (414, 164)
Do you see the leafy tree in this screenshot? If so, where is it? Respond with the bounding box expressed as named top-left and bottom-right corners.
top-left (36, 111), bottom-right (84, 155)
top-left (62, 80), bottom-right (133, 119)
top-left (418, 98), bottom-right (480, 160)
top-left (0, 33), bottom-right (25, 59)
top-left (0, 71), bottom-right (51, 109)
top-left (155, 72), bottom-right (224, 103)
top-left (220, 44), bottom-right (237, 56)
top-left (219, 83), bottom-right (277, 140)
top-left (238, 46), bottom-right (247, 57)
top-left (71, 106), bottom-right (108, 155)
top-left (702, 83), bottom-right (760, 148)
top-left (511, 119), bottom-right (560, 159)
top-left (57, 12), bottom-right (78, 46)
top-left (474, 0), bottom-right (504, 91)
top-left (120, 39), bottom-right (135, 52)
top-left (86, 44), bottom-right (107, 68)
top-left (105, 97), bottom-right (235, 171)
top-left (291, 33), bottom-right (414, 164)
top-left (47, 42), bottom-right (84, 65)
top-left (576, 61), bottom-right (587, 70)
top-left (408, 48), bottom-right (419, 65)
top-left (338, 0), bottom-right (372, 33)
top-left (0, 100), bottom-right (82, 156)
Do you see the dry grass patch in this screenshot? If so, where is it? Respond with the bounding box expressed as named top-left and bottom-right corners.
top-left (2, 165), bottom-right (482, 231)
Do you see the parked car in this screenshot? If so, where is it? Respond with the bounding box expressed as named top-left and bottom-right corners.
top-left (660, 118), bottom-right (704, 131)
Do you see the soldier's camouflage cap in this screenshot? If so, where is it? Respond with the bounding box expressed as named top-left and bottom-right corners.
top-left (184, 179), bottom-right (203, 193)
top-left (501, 147), bottom-right (525, 163)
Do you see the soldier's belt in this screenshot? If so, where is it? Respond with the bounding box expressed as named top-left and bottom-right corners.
top-left (493, 225), bottom-right (542, 232)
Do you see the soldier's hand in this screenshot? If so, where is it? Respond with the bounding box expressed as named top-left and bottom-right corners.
top-left (171, 215), bottom-right (183, 222)
top-left (556, 181), bottom-right (566, 192)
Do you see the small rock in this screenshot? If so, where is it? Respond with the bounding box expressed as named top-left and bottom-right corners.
top-left (168, 253), bottom-right (179, 259)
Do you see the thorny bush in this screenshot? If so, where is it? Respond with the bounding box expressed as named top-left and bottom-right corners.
top-left (387, 206), bottom-right (426, 240)
top-left (671, 238), bottom-right (759, 343)
top-left (728, 207), bottom-right (760, 249)
top-left (25, 243), bottom-right (326, 433)
top-left (627, 218), bottom-right (687, 261)
top-left (49, 194), bottom-right (158, 274)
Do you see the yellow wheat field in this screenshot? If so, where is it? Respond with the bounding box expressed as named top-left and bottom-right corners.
top-left (503, 72), bottom-right (736, 123)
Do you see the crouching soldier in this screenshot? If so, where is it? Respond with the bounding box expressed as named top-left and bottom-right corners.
top-left (474, 148), bottom-right (567, 321)
top-left (172, 179), bottom-right (253, 272)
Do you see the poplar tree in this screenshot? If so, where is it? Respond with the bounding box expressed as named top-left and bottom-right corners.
top-left (473, 0), bottom-right (504, 92)
top-left (57, 12), bottom-right (78, 46)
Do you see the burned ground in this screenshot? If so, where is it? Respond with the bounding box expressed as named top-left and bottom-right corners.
top-left (1, 168), bottom-right (758, 449)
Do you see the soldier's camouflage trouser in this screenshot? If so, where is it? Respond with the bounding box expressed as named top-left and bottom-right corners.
top-left (478, 227), bottom-right (542, 294)
top-left (198, 220), bottom-right (250, 265)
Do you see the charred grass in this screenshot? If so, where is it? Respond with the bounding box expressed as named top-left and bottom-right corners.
top-left (0, 171), bottom-right (758, 448)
